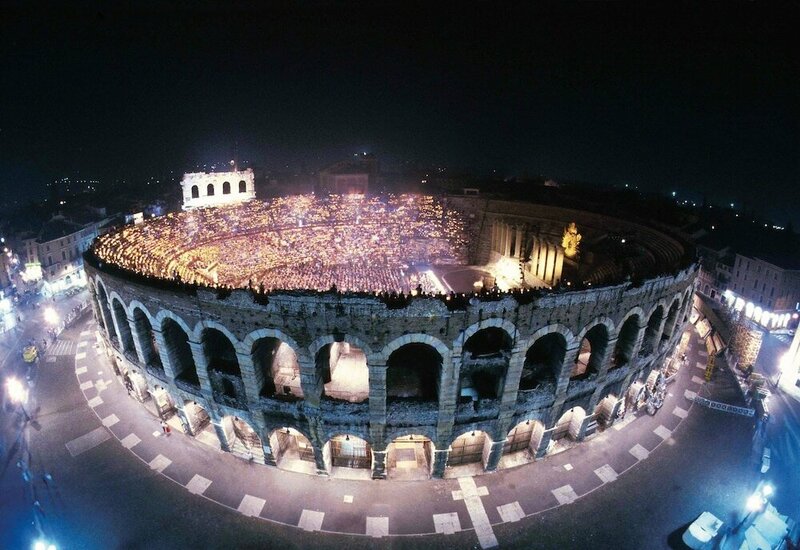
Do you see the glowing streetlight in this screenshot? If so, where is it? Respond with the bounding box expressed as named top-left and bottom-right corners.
top-left (43, 307), bottom-right (59, 325)
top-left (33, 540), bottom-right (57, 550)
top-left (6, 377), bottom-right (30, 421)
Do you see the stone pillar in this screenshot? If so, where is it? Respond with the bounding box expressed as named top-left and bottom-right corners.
top-left (151, 328), bottom-right (178, 380)
top-left (261, 434), bottom-right (277, 467)
top-left (503, 223), bottom-right (512, 257)
top-left (126, 315), bottom-right (148, 366)
top-left (369, 359), bottom-right (387, 454)
top-left (235, 351), bottom-right (260, 405)
top-left (534, 429), bottom-right (553, 458)
top-left (554, 343), bottom-right (581, 398)
top-left (597, 336), bottom-right (618, 378)
top-left (484, 439), bottom-right (506, 472)
top-left (298, 356), bottom-right (321, 408)
top-left (514, 227), bottom-right (523, 258)
top-left (188, 340), bottom-right (214, 396)
top-left (371, 450), bottom-right (387, 479)
top-left (211, 417), bottom-right (231, 452)
top-left (436, 351), bottom-right (458, 448)
top-left (174, 404), bottom-right (193, 435)
top-left (431, 448), bottom-right (450, 478)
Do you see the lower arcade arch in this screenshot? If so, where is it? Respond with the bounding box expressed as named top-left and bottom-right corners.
top-left (447, 430), bottom-right (492, 468)
top-left (182, 400), bottom-right (215, 444)
top-left (386, 434), bottom-right (435, 480)
top-left (552, 407), bottom-right (586, 443)
top-left (318, 340), bottom-right (369, 403)
top-left (269, 427), bottom-right (317, 474)
top-left (324, 434), bottom-right (372, 477)
top-left (252, 337), bottom-right (303, 399)
top-left (501, 420), bottom-right (545, 468)
top-left (220, 416), bottom-right (265, 463)
top-left (593, 394), bottom-right (621, 427)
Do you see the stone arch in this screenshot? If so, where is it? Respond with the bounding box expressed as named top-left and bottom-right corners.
top-left (459, 324), bottom-right (515, 401)
top-left (130, 304), bottom-right (161, 368)
top-left (551, 406), bottom-right (586, 441)
top-left (454, 317), bottom-right (518, 350)
top-left (206, 183), bottom-right (215, 196)
top-left (447, 429), bottom-right (492, 467)
top-left (267, 426), bottom-right (317, 472)
top-left (220, 415), bottom-right (264, 461)
top-left (238, 180), bottom-right (247, 193)
top-left (385, 425), bottom-right (439, 446)
top-left (324, 433), bottom-right (373, 472)
top-left (640, 303), bottom-right (666, 356)
top-left (222, 181), bottom-right (231, 195)
top-left (612, 311), bottom-right (641, 369)
top-left (571, 320), bottom-right (611, 379)
top-left (110, 295), bottom-right (135, 354)
top-left (384, 334), bottom-right (449, 403)
top-left (311, 333), bottom-right (372, 403)
top-left (191, 185), bottom-right (199, 199)
top-left (94, 276), bottom-right (114, 340)
top-left (193, 320), bottom-right (240, 348)
top-left (160, 314), bottom-right (199, 386)
top-left (661, 296), bottom-right (682, 341)
top-left (519, 325), bottom-right (574, 391)
top-left (246, 330), bottom-right (304, 399)
top-left (503, 418), bottom-right (545, 457)
top-left (198, 325), bottom-right (243, 400)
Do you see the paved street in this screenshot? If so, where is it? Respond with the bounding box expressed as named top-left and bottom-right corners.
top-left (1, 296), bottom-right (796, 549)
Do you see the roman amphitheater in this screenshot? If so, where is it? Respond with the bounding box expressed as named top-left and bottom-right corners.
top-left (84, 192), bottom-right (697, 480)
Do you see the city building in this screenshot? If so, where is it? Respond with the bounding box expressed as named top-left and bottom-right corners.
top-left (180, 168), bottom-right (256, 210)
top-left (21, 214), bottom-right (115, 296)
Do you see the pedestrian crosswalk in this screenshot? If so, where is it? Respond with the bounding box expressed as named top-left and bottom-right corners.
top-left (47, 339), bottom-right (76, 356)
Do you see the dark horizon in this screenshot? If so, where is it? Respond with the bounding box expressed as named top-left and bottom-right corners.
top-left (1, 2), bottom-right (797, 223)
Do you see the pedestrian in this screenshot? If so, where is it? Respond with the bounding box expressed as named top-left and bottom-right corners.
top-left (161, 420), bottom-right (171, 436)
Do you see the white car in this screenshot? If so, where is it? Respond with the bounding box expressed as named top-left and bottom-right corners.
top-left (683, 511), bottom-right (724, 550)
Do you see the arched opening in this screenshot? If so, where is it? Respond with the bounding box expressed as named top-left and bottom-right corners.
top-left (447, 430), bottom-right (490, 468)
top-left (132, 308), bottom-right (161, 368)
top-left (183, 400), bottom-right (216, 446)
top-left (269, 427), bottom-right (317, 474)
top-left (191, 185), bottom-right (199, 199)
top-left (640, 306), bottom-right (664, 356)
top-left (612, 315), bottom-right (640, 369)
top-left (220, 416), bottom-right (265, 463)
top-left (386, 343), bottom-right (442, 402)
top-left (96, 284), bottom-right (114, 342)
top-left (571, 324), bottom-right (609, 380)
top-left (149, 385), bottom-right (176, 422)
top-left (662, 300), bottom-right (681, 342)
top-left (552, 407), bottom-right (586, 443)
top-left (387, 434), bottom-right (434, 481)
top-left (460, 328), bottom-right (512, 400)
top-left (111, 298), bottom-right (135, 354)
top-left (206, 183), bottom-right (215, 196)
top-left (222, 181), bottom-right (231, 194)
top-left (163, 318), bottom-right (199, 386)
top-left (325, 434), bottom-right (372, 478)
top-left (593, 394), bottom-right (620, 428)
top-left (238, 180), bottom-right (247, 193)
top-left (202, 328), bottom-right (243, 401)
top-left (500, 419), bottom-right (545, 468)
top-left (252, 337), bottom-right (303, 399)
top-left (318, 340), bottom-right (369, 403)
top-left (520, 333), bottom-right (565, 391)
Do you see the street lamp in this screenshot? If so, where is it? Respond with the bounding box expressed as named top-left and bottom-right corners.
top-left (734, 489), bottom-right (770, 533)
top-left (6, 376), bottom-right (31, 421)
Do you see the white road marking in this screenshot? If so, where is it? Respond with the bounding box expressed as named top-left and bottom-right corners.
top-left (563, 463), bottom-right (573, 471)
top-left (684, 390), bottom-right (697, 400)
top-left (691, 375), bottom-right (705, 385)
top-left (497, 501), bottom-right (525, 523)
top-left (238, 495), bottom-right (266, 518)
top-left (673, 406), bottom-right (689, 419)
top-left (87, 396), bottom-right (103, 408)
top-left (79, 381), bottom-right (94, 391)
top-left (551, 485), bottom-right (579, 505)
top-left (121, 433), bottom-right (141, 449)
top-left (433, 512), bottom-right (461, 534)
top-left (594, 464), bottom-right (618, 483)
top-left (186, 474), bottom-right (212, 495)
top-left (366, 516), bottom-right (389, 538)
top-left (453, 477), bottom-right (497, 548)
top-left (629, 444), bottom-right (649, 460)
top-left (75, 366), bottom-right (87, 375)
top-left (102, 414), bottom-right (119, 427)
top-left (343, 495), bottom-right (353, 503)
top-left (149, 454), bottom-right (172, 472)
top-left (654, 425), bottom-right (672, 440)
top-left (65, 427), bottom-right (111, 457)
top-left (298, 509), bottom-right (325, 531)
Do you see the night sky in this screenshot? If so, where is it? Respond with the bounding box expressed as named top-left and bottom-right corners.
top-left (1, 2), bottom-right (798, 223)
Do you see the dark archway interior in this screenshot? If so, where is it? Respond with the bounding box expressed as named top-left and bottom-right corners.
top-left (572, 324), bottom-right (609, 379)
top-left (163, 318), bottom-right (198, 384)
top-left (133, 308), bottom-right (161, 367)
top-left (202, 328), bottom-right (241, 377)
top-left (613, 315), bottom-right (640, 368)
top-left (112, 299), bottom-right (135, 353)
top-left (387, 343), bottom-right (442, 401)
top-left (464, 327), bottom-right (512, 358)
top-left (253, 337), bottom-right (280, 396)
top-left (641, 306), bottom-right (663, 355)
top-left (520, 333), bottom-right (565, 390)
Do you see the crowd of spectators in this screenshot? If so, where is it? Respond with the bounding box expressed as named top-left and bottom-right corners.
top-left (93, 194), bottom-right (469, 293)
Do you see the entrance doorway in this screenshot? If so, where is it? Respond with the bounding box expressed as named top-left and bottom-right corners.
top-left (269, 428), bottom-right (317, 475)
top-left (387, 435), bottom-right (433, 481)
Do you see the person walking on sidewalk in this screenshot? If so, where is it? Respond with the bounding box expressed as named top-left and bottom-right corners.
top-left (161, 420), bottom-right (171, 436)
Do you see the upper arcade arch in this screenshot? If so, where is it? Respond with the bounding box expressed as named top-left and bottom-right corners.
top-left (251, 335), bottom-right (303, 399)
top-left (612, 313), bottom-right (641, 370)
top-left (520, 331), bottom-right (567, 391)
top-left (571, 323), bottom-right (610, 379)
top-left (131, 304), bottom-right (161, 368)
top-left (454, 318), bottom-right (518, 351)
top-left (200, 327), bottom-right (244, 400)
top-left (110, 296), bottom-right (135, 354)
top-left (640, 303), bottom-right (665, 356)
top-left (386, 342), bottom-right (443, 402)
top-left (161, 317), bottom-right (198, 386)
top-left (312, 334), bottom-right (371, 403)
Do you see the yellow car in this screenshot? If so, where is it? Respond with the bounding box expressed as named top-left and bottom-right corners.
top-left (22, 345), bottom-right (38, 363)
